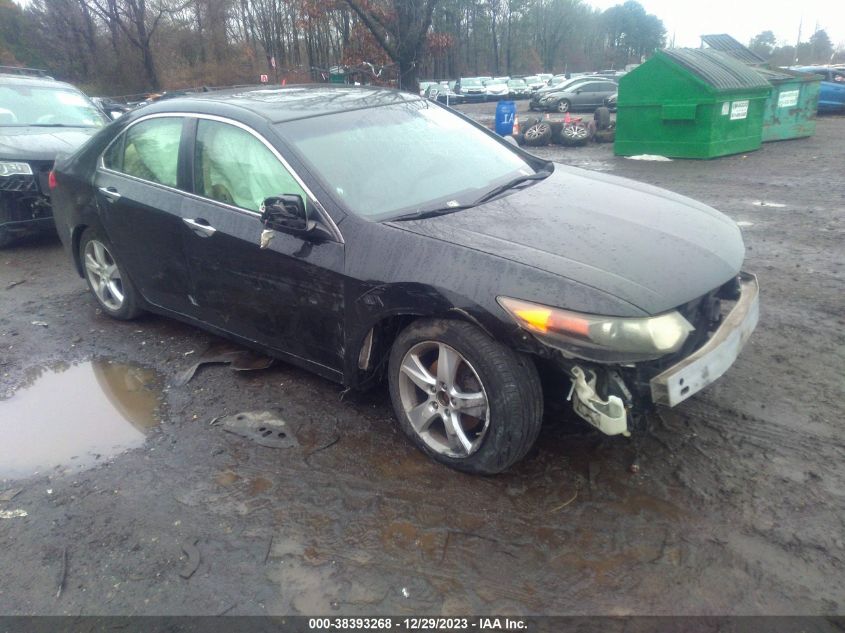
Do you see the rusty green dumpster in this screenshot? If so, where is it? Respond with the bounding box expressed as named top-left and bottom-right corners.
top-left (614, 48), bottom-right (770, 159)
top-left (754, 67), bottom-right (820, 142)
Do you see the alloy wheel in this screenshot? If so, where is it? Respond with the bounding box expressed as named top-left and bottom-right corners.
top-left (83, 239), bottom-right (124, 311)
top-left (397, 341), bottom-right (490, 458)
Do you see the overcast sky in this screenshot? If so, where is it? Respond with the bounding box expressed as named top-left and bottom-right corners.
top-left (588, 0), bottom-right (845, 50)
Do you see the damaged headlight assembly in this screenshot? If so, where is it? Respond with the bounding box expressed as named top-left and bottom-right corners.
top-left (0, 161), bottom-right (33, 177)
top-left (497, 296), bottom-right (694, 363)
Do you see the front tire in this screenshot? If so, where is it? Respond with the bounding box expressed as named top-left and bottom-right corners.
top-left (556, 99), bottom-right (571, 113)
top-left (388, 319), bottom-right (543, 474)
top-left (79, 227), bottom-right (143, 320)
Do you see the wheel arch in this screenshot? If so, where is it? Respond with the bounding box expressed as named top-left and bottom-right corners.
top-left (345, 285), bottom-right (502, 390)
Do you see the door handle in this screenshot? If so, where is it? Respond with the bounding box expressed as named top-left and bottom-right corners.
top-left (98, 186), bottom-right (121, 202)
top-left (183, 217), bottom-right (217, 237)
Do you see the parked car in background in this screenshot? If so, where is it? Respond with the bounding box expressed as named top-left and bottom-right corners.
top-left (537, 73), bottom-right (553, 83)
top-left (418, 81), bottom-right (437, 97)
top-left (535, 79), bottom-right (618, 113)
top-left (51, 84), bottom-right (758, 474)
top-left (483, 78), bottom-right (510, 101)
top-left (0, 68), bottom-right (108, 247)
top-left (604, 92), bottom-right (618, 112)
top-left (794, 66), bottom-right (845, 112)
top-left (529, 76), bottom-right (614, 110)
top-left (505, 78), bottom-right (529, 99)
top-left (455, 77), bottom-right (486, 102)
top-left (92, 97), bottom-right (133, 120)
top-left (424, 83), bottom-right (463, 105)
top-left (522, 75), bottom-right (546, 91)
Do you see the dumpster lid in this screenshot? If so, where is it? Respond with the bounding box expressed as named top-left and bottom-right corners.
top-left (701, 34), bottom-right (766, 65)
top-left (754, 65), bottom-right (821, 83)
top-left (659, 48), bottom-right (771, 92)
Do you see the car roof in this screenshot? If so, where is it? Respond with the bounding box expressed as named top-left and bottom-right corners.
top-left (0, 73), bottom-right (80, 92)
top-left (141, 84), bottom-right (422, 124)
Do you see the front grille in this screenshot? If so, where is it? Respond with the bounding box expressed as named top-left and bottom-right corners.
top-left (0, 161), bottom-right (53, 194)
top-left (0, 174), bottom-right (37, 192)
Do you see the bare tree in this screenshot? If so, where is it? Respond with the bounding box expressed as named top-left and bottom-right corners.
top-left (344, 0), bottom-right (440, 91)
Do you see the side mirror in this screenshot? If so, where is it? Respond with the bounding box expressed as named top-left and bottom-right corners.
top-left (260, 194), bottom-right (313, 236)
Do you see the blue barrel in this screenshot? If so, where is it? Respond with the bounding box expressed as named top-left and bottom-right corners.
top-left (495, 100), bottom-right (517, 135)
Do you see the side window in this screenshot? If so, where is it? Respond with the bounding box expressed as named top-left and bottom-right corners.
top-left (110, 117), bottom-right (183, 188)
top-left (102, 134), bottom-right (123, 171)
top-left (194, 119), bottom-right (306, 213)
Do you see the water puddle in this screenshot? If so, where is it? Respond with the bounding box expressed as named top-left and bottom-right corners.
top-left (0, 359), bottom-right (162, 479)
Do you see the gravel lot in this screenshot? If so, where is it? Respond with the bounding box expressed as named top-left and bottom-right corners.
top-left (0, 105), bottom-right (843, 617)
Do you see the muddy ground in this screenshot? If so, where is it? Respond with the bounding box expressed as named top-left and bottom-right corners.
top-left (0, 106), bottom-right (843, 617)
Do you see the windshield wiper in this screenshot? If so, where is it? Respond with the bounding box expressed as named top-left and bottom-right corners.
top-left (390, 203), bottom-right (475, 222)
top-left (471, 169), bottom-right (551, 206)
top-left (390, 168), bottom-right (552, 223)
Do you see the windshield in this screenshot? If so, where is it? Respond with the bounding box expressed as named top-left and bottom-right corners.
top-left (277, 101), bottom-right (536, 220)
top-left (524, 76), bottom-right (540, 83)
top-left (461, 78), bottom-right (482, 86)
top-left (0, 84), bottom-right (107, 128)
top-left (508, 79), bottom-right (527, 87)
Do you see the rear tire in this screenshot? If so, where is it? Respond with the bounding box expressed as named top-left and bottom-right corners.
top-left (388, 319), bottom-right (543, 474)
top-left (79, 227), bottom-right (143, 320)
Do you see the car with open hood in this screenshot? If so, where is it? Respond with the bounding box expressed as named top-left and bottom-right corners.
top-left (51, 85), bottom-right (759, 474)
top-left (0, 67), bottom-right (109, 247)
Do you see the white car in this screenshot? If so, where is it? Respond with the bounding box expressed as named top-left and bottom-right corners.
top-left (483, 80), bottom-right (510, 101)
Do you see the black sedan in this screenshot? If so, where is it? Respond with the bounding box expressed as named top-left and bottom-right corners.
top-left (52, 85), bottom-right (759, 474)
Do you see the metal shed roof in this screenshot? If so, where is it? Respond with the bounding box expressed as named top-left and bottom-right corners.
top-left (659, 48), bottom-right (771, 91)
top-left (700, 34), bottom-right (766, 65)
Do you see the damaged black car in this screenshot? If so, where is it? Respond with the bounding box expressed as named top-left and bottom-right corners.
top-left (0, 68), bottom-right (108, 247)
top-left (51, 85), bottom-right (759, 474)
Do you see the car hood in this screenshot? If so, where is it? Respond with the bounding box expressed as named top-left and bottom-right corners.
top-left (0, 126), bottom-right (101, 161)
top-left (388, 166), bottom-right (745, 315)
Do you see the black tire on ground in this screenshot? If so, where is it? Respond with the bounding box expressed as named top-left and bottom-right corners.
top-left (388, 318), bottom-right (543, 474)
top-left (78, 227), bottom-right (144, 320)
top-left (522, 121), bottom-right (552, 147)
top-left (594, 106), bottom-right (611, 130)
top-left (555, 99), bottom-right (571, 113)
top-left (549, 121), bottom-right (564, 144)
top-left (593, 127), bottom-right (616, 143)
top-left (511, 132), bottom-right (525, 146)
top-left (560, 123), bottom-right (591, 147)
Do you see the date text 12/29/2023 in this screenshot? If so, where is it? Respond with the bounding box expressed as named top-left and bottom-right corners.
top-left (308, 617), bottom-right (528, 631)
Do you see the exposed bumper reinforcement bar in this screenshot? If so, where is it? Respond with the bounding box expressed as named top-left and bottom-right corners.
top-left (650, 272), bottom-right (759, 408)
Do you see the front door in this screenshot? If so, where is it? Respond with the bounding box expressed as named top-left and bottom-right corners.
top-left (180, 118), bottom-right (346, 373)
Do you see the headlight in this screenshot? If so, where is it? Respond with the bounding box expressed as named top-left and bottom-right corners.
top-left (498, 296), bottom-right (695, 362)
top-left (0, 161), bottom-right (33, 177)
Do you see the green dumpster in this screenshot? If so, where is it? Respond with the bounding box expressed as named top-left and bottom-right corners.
top-left (754, 67), bottom-right (820, 142)
top-left (614, 48), bottom-right (770, 159)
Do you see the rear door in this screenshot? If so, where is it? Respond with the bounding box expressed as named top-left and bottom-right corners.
top-left (576, 82), bottom-right (616, 108)
top-left (95, 115), bottom-right (195, 315)
top-left (180, 117), bottom-right (346, 372)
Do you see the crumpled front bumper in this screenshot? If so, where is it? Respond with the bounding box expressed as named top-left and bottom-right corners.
top-left (650, 272), bottom-right (759, 407)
